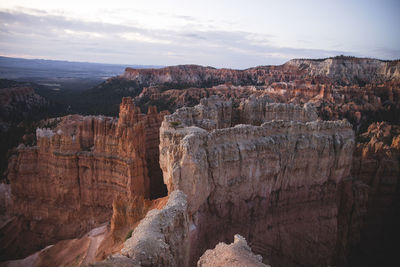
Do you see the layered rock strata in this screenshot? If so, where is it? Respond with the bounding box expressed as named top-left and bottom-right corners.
top-left (122, 57), bottom-right (399, 89)
top-left (121, 64), bottom-right (304, 88)
top-left (287, 57), bottom-right (400, 85)
top-left (159, 96), bottom-right (355, 266)
top-left (0, 97), bottom-right (168, 260)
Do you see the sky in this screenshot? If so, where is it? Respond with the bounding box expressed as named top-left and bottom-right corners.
top-left (0, 0), bottom-right (399, 69)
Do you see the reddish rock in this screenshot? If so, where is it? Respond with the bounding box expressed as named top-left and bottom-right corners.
top-left (136, 79), bottom-right (400, 135)
top-left (123, 58), bottom-right (399, 90)
top-left (0, 97), bottom-right (168, 260)
top-left (160, 97), bottom-right (355, 266)
top-left (349, 122), bottom-right (400, 266)
top-left (2, 57), bottom-right (400, 266)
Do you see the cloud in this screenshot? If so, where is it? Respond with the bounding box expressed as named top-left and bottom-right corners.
top-left (0, 9), bottom-right (355, 68)
top-left (175, 15), bottom-right (197, 22)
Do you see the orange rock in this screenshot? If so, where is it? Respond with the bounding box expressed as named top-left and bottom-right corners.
top-left (0, 97), bottom-right (168, 260)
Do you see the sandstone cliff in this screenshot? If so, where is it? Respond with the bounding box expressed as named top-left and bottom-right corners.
top-left (287, 57), bottom-right (400, 85)
top-left (159, 96), bottom-right (355, 266)
top-left (2, 56), bottom-right (400, 266)
top-left (122, 57), bottom-right (399, 91)
top-left (348, 122), bottom-right (400, 266)
top-left (0, 97), bottom-right (168, 260)
top-left (121, 64), bottom-right (304, 89)
top-left (85, 56), bottom-right (400, 123)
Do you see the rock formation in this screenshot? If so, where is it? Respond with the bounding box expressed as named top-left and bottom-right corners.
top-left (0, 97), bottom-right (168, 260)
top-left (121, 64), bottom-right (304, 89)
top-left (135, 80), bottom-right (400, 135)
top-left (348, 122), bottom-right (400, 266)
top-left (2, 56), bottom-right (400, 266)
top-left (95, 190), bottom-right (189, 267)
top-left (287, 56), bottom-right (400, 85)
top-left (85, 56), bottom-right (400, 124)
top-left (198, 235), bottom-right (269, 267)
top-left (159, 96), bottom-right (355, 266)
top-left (122, 57), bottom-right (399, 90)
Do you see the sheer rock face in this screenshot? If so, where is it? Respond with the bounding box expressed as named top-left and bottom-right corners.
top-left (349, 122), bottom-right (400, 266)
top-left (122, 58), bottom-right (399, 90)
top-left (122, 64), bottom-right (304, 88)
top-left (287, 58), bottom-right (400, 85)
top-left (0, 97), bottom-right (168, 260)
top-left (198, 235), bottom-right (269, 267)
top-left (159, 96), bottom-right (355, 266)
top-left (96, 190), bottom-right (189, 267)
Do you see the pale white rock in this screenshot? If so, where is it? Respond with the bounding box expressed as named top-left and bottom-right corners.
top-left (198, 234), bottom-right (270, 267)
top-left (97, 190), bottom-right (190, 267)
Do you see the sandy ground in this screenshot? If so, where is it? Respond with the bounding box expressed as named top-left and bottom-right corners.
top-left (1, 224), bottom-right (107, 267)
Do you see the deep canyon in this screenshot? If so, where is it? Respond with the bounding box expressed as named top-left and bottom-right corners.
top-left (0, 56), bottom-right (399, 266)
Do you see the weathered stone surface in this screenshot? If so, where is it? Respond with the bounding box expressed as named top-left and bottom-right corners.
top-left (2, 56), bottom-right (400, 266)
top-left (198, 234), bottom-right (269, 267)
top-left (287, 57), bottom-right (400, 85)
top-left (123, 58), bottom-right (399, 89)
top-left (96, 190), bottom-right (189, 267)
top-left (238, 96), bottom-right (318, 124)
top-left (121, 64), bottom-right (304, 88)
top-left (159, 96), bottom-right (355, 266)
top-left (348, 122), bottom-right (400, 266)
top-left (0, 97), bottom-right (168, 260)
top-left (136, 79), bottom-right (400, 135)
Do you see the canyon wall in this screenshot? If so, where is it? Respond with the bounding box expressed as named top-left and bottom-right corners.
top-left (121, 64), bottom-right (304, 88)
top-left (348, 122), bottom-right (400, 266)
top-left (121, 57), bottom-right (399, 90)
top-left (287, 57), bottom-right (400, 85)
top-left (2, 57), bottom-right (399, 266)
top-left (159, 96), bottom-right (355, 266)
top-left (0, 97), bottom-right (168, 260)
top-left (87, 56), bottom-right (399, 122)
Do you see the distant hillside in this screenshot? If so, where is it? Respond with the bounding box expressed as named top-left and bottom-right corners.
top-left (287, 56), bottom-right (400, 85)
top-left (0, 56), bottom-right (162, 91)
top-left (0, 79), bottom-right (51, 181)
top-left (77, 56), bottom-right (400, 115)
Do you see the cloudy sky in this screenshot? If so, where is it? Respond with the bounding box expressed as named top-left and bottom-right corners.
top-left (0, 0), bottom-right (399, 68)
